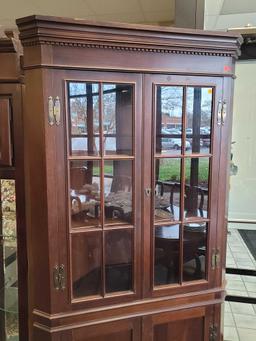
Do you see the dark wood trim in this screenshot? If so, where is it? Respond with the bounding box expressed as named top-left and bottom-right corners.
top-left (226, 296), bottom-right (256, 304)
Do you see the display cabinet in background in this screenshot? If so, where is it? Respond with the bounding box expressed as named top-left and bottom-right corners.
top-left (0, 37), bottom-right (27, 341)
top-left (17, 15), bottom-right (241, 341)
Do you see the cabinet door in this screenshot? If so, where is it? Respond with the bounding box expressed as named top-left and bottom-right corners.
top-left (143, 75), bottom-right (223, 297)
top-left (70, 318), bottom-right (140, 341)
top-left (143, 306), bottom-right (214, 341)
top-left (53, 71), bottom-right (143, 310)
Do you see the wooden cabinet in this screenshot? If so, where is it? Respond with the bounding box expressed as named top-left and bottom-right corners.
top-left (16, 15), bottom-right (241, 341)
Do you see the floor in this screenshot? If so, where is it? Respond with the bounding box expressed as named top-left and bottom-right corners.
top-left (224, 225), bottom-right (256, 340)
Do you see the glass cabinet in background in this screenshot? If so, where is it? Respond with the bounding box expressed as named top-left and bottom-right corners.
top-left (0, 180), bottom-right (19, 341)
top-left (0, 38), bottom-right (27, 341)
top-left (17, 15), bottom-right (241, 341)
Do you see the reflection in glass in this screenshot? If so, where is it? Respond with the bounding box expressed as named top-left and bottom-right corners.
top-left (184, 158), bottom-right (209, 219)
top-left (155, 86), bottom-right (184, 155)
top-left (0, 180), bottom-right (19, 340)
top-left (68, 82), bottom-right (100, 156)
top-left (104, 160), bottom-right (133, 225)
top-left (105, 229), bottom-right (133, 293)
top-left (103, 84), bottom-right (133, 155)
top-left (155, 158), bottom-right (181, 221)
top-left (70, 161), bottom-right (101, 228)
top-left (183, 223), bottom-right (207, 281)
top-left (72, 232), bottom-right (102, 298)
top-left (186, 87), bottom-right (213, 154)
top-left (154, 224), bottom-right (180, 286)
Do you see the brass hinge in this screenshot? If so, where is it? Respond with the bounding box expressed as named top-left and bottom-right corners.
top-left (53, 264), bottom-right (66, 291)
top-left (217, 99), bottom-right (227, 126)
top-left (211, 249), bottom-right (220, 270)
top-left (209, 324), bottom-right (218, 341)
top-left (48, 96), bottom-right (61, 126)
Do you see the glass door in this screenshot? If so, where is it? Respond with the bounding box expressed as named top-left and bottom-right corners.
top-left (63, 72), bottom-right (142, 307)
top-left (0, 179), bottom-right (19, 341)
top-left (143, 74), bottom-right (223, 297)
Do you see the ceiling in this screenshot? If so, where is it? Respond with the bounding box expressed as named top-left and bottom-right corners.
top-left (0, 0), bottom-right (175, 36)
top-left (205, 0), bottom-right (256, 30)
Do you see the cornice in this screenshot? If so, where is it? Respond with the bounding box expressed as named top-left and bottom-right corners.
top-left (0, 38), bottom-right (16, 53)
top-left (16, 15), bottom-right (242, 59)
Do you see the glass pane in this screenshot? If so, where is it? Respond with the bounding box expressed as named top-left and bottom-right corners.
top-left (103, 84), bottom-right (133, 156)
top-left (0, 180), bottom-right (19, 340)
top-left (72, 232), bottom-right (102, 298)
top-left (186, 87), bottom-right (213, 154)
top-left (155, 158), bottom-right (181, 222)
top-left (183, 222), bottom-right (207, 281)
top-left (154, 224), bottom-right (180, 286)
top-left (68, 82), bottom-right (100, 156)
top-left (184, 158), bottom-right (210, 219)
top-left (104, 160), bottom-right (133, 226)
top-left (70, 161), bottom-right (101, 228)
top-left (155, 86), bottom-right (184, 155)
top-left (105, 229), bottom-right (133, 293)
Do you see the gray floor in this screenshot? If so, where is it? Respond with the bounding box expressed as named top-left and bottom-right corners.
top-left (224, 226), bottom-right (256, 340)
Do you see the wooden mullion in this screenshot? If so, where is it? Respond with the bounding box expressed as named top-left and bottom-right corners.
top-left (180, 86), bottom-right (187, 284)
top-left (154, 220), bottom-right (182, 227)
top-left (99, 83), bottom-right (106, 298)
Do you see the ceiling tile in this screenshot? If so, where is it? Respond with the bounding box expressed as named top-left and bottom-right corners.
top-left (205, 0), bottom-right (224, 16)
top-left (221, 0), bottom-right (256, 15)
top-left (85, 0), bottom-right (141, 15)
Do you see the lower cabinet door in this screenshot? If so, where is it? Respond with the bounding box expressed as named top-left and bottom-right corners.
top-left (143, 306), bottom-right (214, 341)
top-left (71, 318), bottom-right (141, 341)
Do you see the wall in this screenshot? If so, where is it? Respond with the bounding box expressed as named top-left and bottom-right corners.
top-left (228, 60), bottom-right (256, 220)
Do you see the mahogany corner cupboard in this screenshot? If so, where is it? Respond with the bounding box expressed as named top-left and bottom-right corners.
top-left (16, 15), bottom-right (241, 341)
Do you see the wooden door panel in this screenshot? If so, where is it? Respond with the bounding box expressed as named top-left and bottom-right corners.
top-left (72, 318), bottom-right (140, 341)
top-left (0, 98), bottom-right (12, 166)
top-left (143, 305), bottom-right (213, 341)
top-left (154, 316), bottom-right (204, 341)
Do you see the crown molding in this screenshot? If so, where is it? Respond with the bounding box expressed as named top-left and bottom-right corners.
top-left (0, 38), bottom-right (16, 53)
top-left (16, 15), bottom-right (242, 59)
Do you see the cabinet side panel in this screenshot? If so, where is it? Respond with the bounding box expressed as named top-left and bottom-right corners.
top-left (23, 69), bottom-right (52, 314)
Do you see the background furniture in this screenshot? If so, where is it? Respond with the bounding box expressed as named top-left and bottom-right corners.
top-left (17, 15), bottom-right (241, 341)
top-left (0, 36), bottom-right (28, 341)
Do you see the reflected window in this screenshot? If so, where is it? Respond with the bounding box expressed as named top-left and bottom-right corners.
top-left (155, 158), bottom-right (181, 222)
top-left (68, 82), bottom-right (100, 156)
top-left (186, 87), bottom-right (213, 154)
top-left (103, 84), bottom-right (133, 156)
top-left (155, 86), bottom-right (183, 155)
